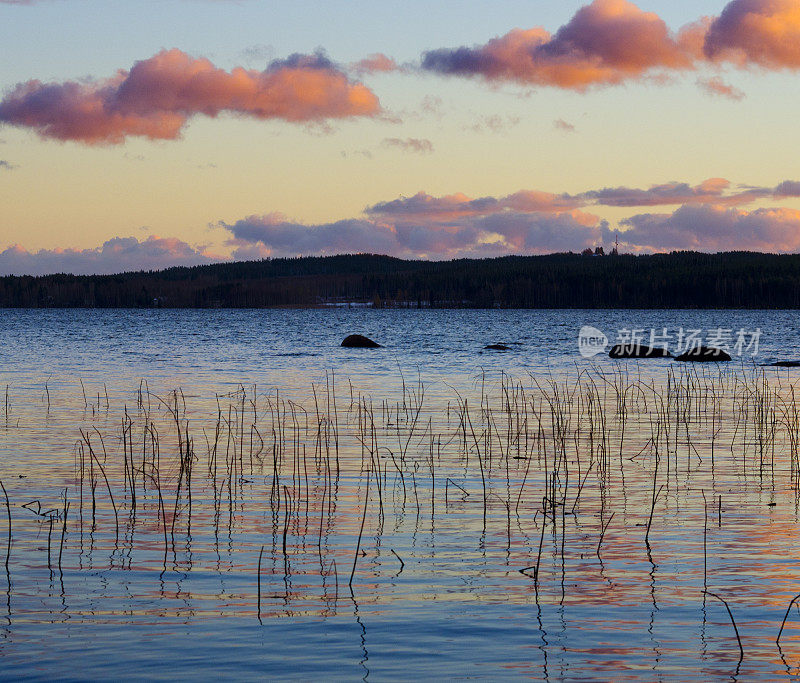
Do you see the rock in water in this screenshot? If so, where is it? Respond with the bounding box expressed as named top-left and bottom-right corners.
top-left (485, 344), bottom-right (511, 351)
top-left (765, 360), bottom-right (800, 367)
top-left (341, 334), bottom-right (382, 348)
top-left (608, 344), bottom-right (671, 359)
top-left (674, 346), bottom-right (731, 362)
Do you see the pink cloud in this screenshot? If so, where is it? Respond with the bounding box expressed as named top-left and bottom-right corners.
top-left (366, 191), bottom-right (501, 219)
top-left (697, 76), bottom-right (745, 100)
top-left (504, 190), bottom-right (586, 213)
top-left (366, 190), bottom-right (584, 219)
top-left (224, 198), bottom-right (602, 259)
top-left (422, 0), bottom-right (697, 90)
top-left (0, 235), bottom-right (219, 275)
top-left (0, 49), bottom-right (381, 144)
top-left (476, 213), bottom-right (602, 252)
top-left (363, 179), bottom-right (790, 219)
top-left (224, 178), bottom-right (800, 259)
top-left (583, 178), bottom-right (740, 206)
top-left (704, 0), bottom-right (800, 68)
top-left (421, 0), bottom-right (800, 91)
top-left (351, 53), bottom-right (401, 74)
top-left (9, 175), bottom-right (800, 274)
top-left (224, 214), bottom-right (400, 258)
top-left (618, 204), bottom-right (800, 252)
top-left (579, 177), bottom-right (800, 207)
top-left (223, 211), bottom-right (602, 259)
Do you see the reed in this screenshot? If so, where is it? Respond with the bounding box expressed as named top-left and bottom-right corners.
top-left (704, 590), bottom-right (744, 664)
top-left (0, 478), bottom-right (9, 578)
top-left (5, 362), bottom-right (800, 665)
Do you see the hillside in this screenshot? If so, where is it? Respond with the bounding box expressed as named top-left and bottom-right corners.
top-left (2, 251), bottom-right (800, 308)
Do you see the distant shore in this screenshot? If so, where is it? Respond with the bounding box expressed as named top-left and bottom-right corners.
top-left (2, 251), bottom-right (800, 309)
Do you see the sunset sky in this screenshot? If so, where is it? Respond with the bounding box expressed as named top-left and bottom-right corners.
top-left (2, 0), bottom-right (800, 274)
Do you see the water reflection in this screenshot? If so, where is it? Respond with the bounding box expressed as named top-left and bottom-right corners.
top-left (3, 311), bottom-right (800, 677)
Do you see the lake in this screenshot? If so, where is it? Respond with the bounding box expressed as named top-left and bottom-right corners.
top-left (2, 308), bottom-right (800, 680)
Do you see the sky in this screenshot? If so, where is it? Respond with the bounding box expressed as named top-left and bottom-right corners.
top-left (1, 0), bottom-right (800, 274)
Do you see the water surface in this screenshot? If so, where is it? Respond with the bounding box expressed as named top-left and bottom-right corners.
top-left (1, 309), bottom-right (800, 680)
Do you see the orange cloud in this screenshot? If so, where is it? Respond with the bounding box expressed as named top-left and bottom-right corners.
top-left (421, 0), bottom-right (800, 91)
top-left (422, 0), bottom-right (697, 90)
top-left (704, 0), bottom-right (800, 68)
top-left (0, 49), bottom-right (381, 144)
top-left (350, 53), bottom-right (401, 74)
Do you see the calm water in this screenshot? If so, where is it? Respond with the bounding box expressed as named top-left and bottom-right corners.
top-left (2, 308), bottom-right (800, 680)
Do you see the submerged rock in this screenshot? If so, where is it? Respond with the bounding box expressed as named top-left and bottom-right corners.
top-left (341, 334), bottom-right (382, 348)
top-left (484, 344), bottom-right (511, 351)
top-left (674, 346), bottom-right (732, 362)
top-left (608, 344), bottom-right (671, 359)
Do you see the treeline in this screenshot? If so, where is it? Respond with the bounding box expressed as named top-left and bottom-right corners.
top-left (2, 251), bottom-right (800, 308)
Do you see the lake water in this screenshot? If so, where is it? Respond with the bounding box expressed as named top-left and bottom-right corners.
top-left (2, 308), bottom-right (800, 680)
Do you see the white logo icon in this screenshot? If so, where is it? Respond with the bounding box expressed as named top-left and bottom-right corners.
top-left (578, 326), bottom-right (608, 358)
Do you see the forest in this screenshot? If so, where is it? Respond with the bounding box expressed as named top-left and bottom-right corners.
top-left (2, 251), bottom-right (800, 308)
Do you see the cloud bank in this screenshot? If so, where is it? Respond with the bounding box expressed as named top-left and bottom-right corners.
top-left (221, 210), bottom-right (602, 260)
top-left (0, 236), bottom-right (218, 275)
top-left (0, 49), bottom-right (381, 144)
top-left (5, 176), bottom-right (800, 274)
top-left (618, 205), bottom-right (800, 252)
top-left (221, 200), bottom-right (800, 260)
top-left (221, 177), bottom-right (800, 259)
top-left (366, 178), bottom-right (799, 216)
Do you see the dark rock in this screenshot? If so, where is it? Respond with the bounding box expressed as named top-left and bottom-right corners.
top-left (609, 344), bottom-right (671, 359)
top-left (485, 344), bottom-right (511, 351)
top-left (765, 360), bottom-right (800, 367)
top-left (674, 346), bottom-right (732, 362)
top-left (341, 334), bottom-right (382, 348)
